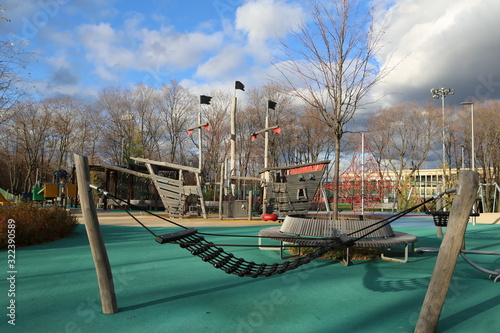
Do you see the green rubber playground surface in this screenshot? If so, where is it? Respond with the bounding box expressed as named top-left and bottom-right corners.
top-left (2, 220), bottom-right (499, 332)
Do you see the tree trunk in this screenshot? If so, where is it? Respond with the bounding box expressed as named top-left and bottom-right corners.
top-left (332, 134), bottom-right (341, 220)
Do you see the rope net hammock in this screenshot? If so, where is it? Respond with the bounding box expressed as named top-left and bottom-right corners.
top-left (158, 228), bottom-right (345, 277)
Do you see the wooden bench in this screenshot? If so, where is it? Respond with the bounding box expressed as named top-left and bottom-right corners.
top-left (259, 215), bottom-right (418, 265)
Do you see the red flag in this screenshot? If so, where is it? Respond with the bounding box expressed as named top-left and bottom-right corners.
top-left (204, 124), bottom-right (210, 131)
top-left (273, 127), bottom-right (281, 134)
top-left (188, 129), bottom-right (194, 136)
top-left (251, 134), bottom-right (258, 141)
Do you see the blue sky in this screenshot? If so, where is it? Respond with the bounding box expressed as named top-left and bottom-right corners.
top-left (2, 0), bottom-right (500, 105)
top-left (2, 0), bottom-right (306, 99)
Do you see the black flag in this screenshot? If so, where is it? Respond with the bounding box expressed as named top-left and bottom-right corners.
top-left (200, 95), bottom-right (212, 104)
top-left (268, 100), bottom-right (277, 110)
top-left (235, 81), bottom-right (245, 91)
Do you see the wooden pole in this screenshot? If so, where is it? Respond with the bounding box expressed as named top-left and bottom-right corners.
top-left (219, 161), bottom-right (224, 220)
top-left (74, 154), bottom-right (118, 314)
top-left (415, 170), bottom-right (478, 333)
top-left (248, 190), bottom-right (253, 220)
top-left (436, 183), bottom-right (443, 238)
top-left (230, 96), bottom-right (237, 196)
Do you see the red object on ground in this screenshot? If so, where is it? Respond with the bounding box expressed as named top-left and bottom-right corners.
top-left (262, 214), bottom-right (278, 221)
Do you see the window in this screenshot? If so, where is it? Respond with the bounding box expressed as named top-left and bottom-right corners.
top-left (297, 188), bottom-right (308, 200)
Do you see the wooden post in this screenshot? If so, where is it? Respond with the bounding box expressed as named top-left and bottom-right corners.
top-left (248, 190), bottom-right (253, 220)
top-left (104, 168), bottom-right (110, 210)
top-left (74, 154), bottom-right (118, 314)
top-left (435, 183), bottom-right (443, 238)
top-left (415, 170), bottom-right (478, 333)
top-left (230, 97), bottom-right (237, 196)
top-left (127, 171), bottom-right (133, 205)
top-left (197, 173), bottom-right (208, 219)
top-left (219, 161), bottom-right (224, 220)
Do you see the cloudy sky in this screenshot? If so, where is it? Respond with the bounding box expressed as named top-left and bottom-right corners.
top-left (2, 0), bottom-right (500, 107)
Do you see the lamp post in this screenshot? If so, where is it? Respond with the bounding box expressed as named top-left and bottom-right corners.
top-left (431, 87), bottom-right (454, 187)
top-left (461, 101), bottom-right (476, 225)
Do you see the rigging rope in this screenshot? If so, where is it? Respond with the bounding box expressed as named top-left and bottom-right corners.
top-left (89, 184), bottom-right (446, 278)
top-left (348, 196), bottom-right (435, 242)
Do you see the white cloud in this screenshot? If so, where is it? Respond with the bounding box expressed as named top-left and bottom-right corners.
top-left (77, 23), bottom-right (135, 71)
top-left (11, 0), bottom-right (500, 109)
top-left (30, 77), bottom-right (94, 100)
top-left (236, 0), bottom-right (303, 45)
top-left (136, 27), bottom-right (224, 71)
top-left (42, 27), bottom-right (75, 46)
top-left (374, 0), bottom-right (500, 104)
top-left (93, 65), bottom-right (120, 82)
top-left (75, 21), bottom-right (224, 82)
top-left (195, 44), bottom-right (247, 80)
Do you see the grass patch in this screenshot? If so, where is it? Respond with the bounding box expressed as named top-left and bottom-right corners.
top-left (0, 203), bottom-right (79, 250)
top-left (289, 246), bottom-right (381, 261)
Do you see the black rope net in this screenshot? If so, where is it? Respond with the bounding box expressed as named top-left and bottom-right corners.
top-left (157, 228), bottom-right (345, 278)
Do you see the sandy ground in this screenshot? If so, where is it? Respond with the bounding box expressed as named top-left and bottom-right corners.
top-left (73, 209), bottom-right (499, 228)
top-left (472, 212), bottom-right (500, 224)
top-left (74, 210), bottom-right (275, 227)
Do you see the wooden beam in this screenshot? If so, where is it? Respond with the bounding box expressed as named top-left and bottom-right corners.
top-left (415, 170), bottom-right (479, 332)
top-left (229, 175), bottom-right (262, 182)
top-left (74, 154), bottom-right (118, 314)
top-left (251, 125), bottom-right (279, 136)
top-left (187, 122), bottom-right (209, 131)
top-left (131, 156), bottom-right (200, 174)
top-left (259, 160), bottom-right (330, 173)
top-left (102, 164), bottom-right (151, 179)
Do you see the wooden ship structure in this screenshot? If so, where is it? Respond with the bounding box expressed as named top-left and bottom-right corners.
top-left (92, 157), bottom-right (328, 219)
top-left (262, 161), bottom-right (330, 216)
top-left (92, 82), bottom-right (330, 219)
top-left (89, 160), bottom-right (205, 218)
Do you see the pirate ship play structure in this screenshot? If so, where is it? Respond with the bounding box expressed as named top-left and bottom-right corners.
top-left (94, 156), bottom-right (329, 219)
top-left (93, 81), bottom-right (329, 218)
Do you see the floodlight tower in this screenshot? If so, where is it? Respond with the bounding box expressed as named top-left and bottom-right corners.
top-left (431, 87), bottom-right (454, 186)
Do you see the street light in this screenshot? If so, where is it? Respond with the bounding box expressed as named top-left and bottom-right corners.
top-left (431, 87), bottom-right (454, 186)
top-left (461, 101), bottom-right (476, 225)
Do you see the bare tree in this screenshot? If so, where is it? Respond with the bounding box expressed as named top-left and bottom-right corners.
top-left (0, 119), bottom-right (21, 192)
top-left (232, 100), bottom-right (256, 178)
top-left (10, 101), bottom-right (52, 192)
top-left (201, 90), bottom-right (232, 183)
top-left (73, 102), bottom-right (104, 164)
top-left (42, 97), bottom-right (82, 170)
top-left (295, 106), bottom-right (334, 163)
top-left (258, 84), bottom-right (297, 168)
top-left (472, 100), bottom-right (500, 211)
top-left (367, 101), bottom-right (440, 184)
top-left (98, 86), bottom-right (136, 164)
top-left (157, 80), bottom-right (196, 164)
top-left (132, 84), bottom-right (162, 160)
top-left (0, 40), bottom-right (32, 124)
top-left (274, 0), bottom-right (394, 217)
